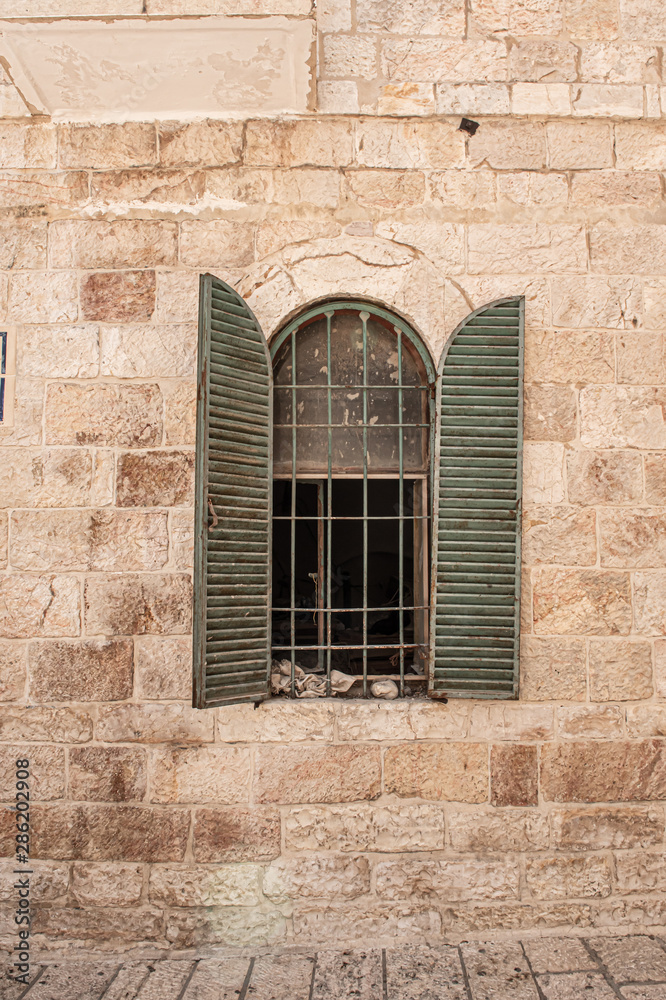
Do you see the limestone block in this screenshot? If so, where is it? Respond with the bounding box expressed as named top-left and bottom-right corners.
top-left (644, 456), bottom-right (666, 508)
top-left (90, 167), bottom-right (206, 209)
top-left (284, 803), bottom-right (446, 852)
top-left (572, 84), bottom-right (643, 117)
top-left (523, 442), bottom-right (565, 504)
top-left (520, 636), bottom-right (587, 702)
top-left (150, 864), bottom-right (262, 907)
top-left (0, 860), bottom-right (68, 903)
top-left (0, 512), bottom-right (5, 569)
top-left (217, 701), bottom-right (335, 743)
top-left (11, 510), bottom-right (169, 572)
top-left (155, 271), bottom-right (198, 323)
top-left (655, 639), bottom-right (666, 698)
top-left (374, 221), bottom-right (463, 273)
top-left (357, 0), bottom-right (464, 33)
top-left (0, 220), bottom-right (46, 269)
top-left (523, 507), bottom-right (596, 567)
top-left (91, 451), bottom-right (115, 508)
top-left (375, 858), bottom-right (520, 901)
top-left (381, 39), bottom-right (506, 83)
top-left (552, 805), bottom-right (664, 850)
top-left (470, 0), bottom-right (563, 34)
top-left (407, 702), bottom-right (471, 739)
top-left (540, 739), bottom-right (666, 802)
top-left (633, 573), bottom-right (666, 635)
top-left (81, 272), bottom-right (155, 324)
top-left (468, 225), bottom-right (586, 274)
top-left (146, 0), bottom-right (310, 9)
top-left (163, 381), bottom-right (196, 447)
top-left (322, 35), bottom-right (377, 81)
top-left (510, 40), bottom-right (577, 82)
top-left (206, 165), bottom-right (273, 207)
top-left (511, 83), bottom-right (571, 115)
top-left (0, 123), bottom-right (56, 168)
top-left (84, 574), bottom-right (192, 635)
top-left (600, 510), bottom-right (666, 569)
top-left (0, 574), bottom-right (80, 639)
top-left (524, 386), bottom-right (577, 443)
top-left (0, 447), bottom-right (94, 507)
top-left (617, 333), bottom-right (666, 385)
top-left (8, 272), bottom-right (77, 324)
top-left (552, 276), bottom-right (641, 330)
top-left (69, 747), bottom-right (146, 802)
top-left (0, 745), bottom-right (64, 801)
top-left (533, 568), bottom-right (632, 636)
top-left (470, 704), bottom-right (554, 740)
top-left (245, 121), bottom-right (354, 167)
top-left (294, 903), bottom-right (439, 944)
top-left (116, 450), bottom-right (194, 507)
top-left (48, 220), bottom-right (178, 269)
top-left (96, 702), bottom-right (212, 744)
top-left (580, 43), bottom-right (659, 83)
top-left (150, 746), bottom-right (251, 804)
top-left (497, 171), bottom-right (568, 206)
top-left (318, 81), bottom-right (361, 114)
top-left (254, 745), bottom-right (381, 804)
top-left (31, 803), bottom-right (190, 862)
top-left (547, 121), bottom-right (613, 169)
top-left (577, 169), bottom-right (661, 207)
top-left (435, 83), bottom-right (510, 115)
top-left (71, 863), bottom-right (143, 906)
top-left (45, 383), bottom-right (162, 448)
top-left (0, 705), bottom-right (92, 743)
top-left (135, 635), bottom-right (192, 700)
top-left (626, 704), bottom-right (666, 737)
top-left (591, 223), bottom-right (666, 274)
top-left (491, 744), bottom-right (538, 807)
top-left (264, 855), bottom-right (370, 902)
top-left (18, 325), bottom-right (99, 379)
top-left (580, 387), bottom-right (666, 450)
top-left (317, 0), bottom-right (351, 31)
top-left (448, 808), bottom-right (549, 853)
top-left (356, 121), bottom-right (464, 169)
top-left (615, 123), bottom-right (666, 170)
top-left (59, 123), bottom-right (157, 169)
top-left (158, 121), bottom-right (243, 166)
top-left (0, 641), bottom-right (25, 701)
top-left (589, 639), bottom-right (653, 701)
top-left (179, 220), bottom-right (254, 269)
top-left (256, 219), bottom-right (341, 259)
top-left (29, 639), bottom-right (133, 703)
top-left (384, 743), bottom-right (488, 802)
top-left (567, 451), bottom-right (643, 506)
top-left (335, 703), bottom-right (413, 742)
top-left (557, 705), bottom-right (624, 739)
top-left (171, 508), bottom-right (194, 571)
top-left (469, 122), bottom-right (546, 170)
top-left (525, 856), bottom-right (612, 899)
top-left (345, 170), bottom-right (425, 209)
top-left (644, 280), bottom-right (666, 331)
top-left (272, 169), bottom-right (340, 209)
top-left (615, 852), bottom-right (666, 894)
top-left (165, 906), bottom-right (286, 950)
top-left (0, 171), bottom-right (88, 213)
top-left (192, 806), bottom-right (281, 862)
top-left (620, 0), bottom-right (666, 39)
top-left (565, 0), bottom-right (619, 38)
top-left (31, 906), bottom-right (163, 948)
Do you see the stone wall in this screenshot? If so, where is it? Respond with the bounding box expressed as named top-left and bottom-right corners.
top-left (1, 0), bottom-right (666, 955)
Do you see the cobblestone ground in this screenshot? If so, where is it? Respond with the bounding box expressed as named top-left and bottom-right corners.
top-left (3, 935), bottom-right (666, 999)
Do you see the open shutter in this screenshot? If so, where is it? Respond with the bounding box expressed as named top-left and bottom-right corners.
top-left (430, 298), bottom-right (524, 700)
top-left (193, 274), bottom-right (272, 708)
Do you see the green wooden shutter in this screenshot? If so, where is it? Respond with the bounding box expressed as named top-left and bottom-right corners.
top-left (430, 297), bottom-right (524, 700)
top-left (193, 274), bottom-right (272, 708)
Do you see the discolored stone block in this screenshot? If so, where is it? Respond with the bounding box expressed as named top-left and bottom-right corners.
top-left (0, 859), bottom-right (68, 903)
top-left (179, 219), bottom-right (254, 269)
top-left (84, 573), bottom-right (192, 635)
top-left (323, 35), bottom-right (377, 81)
top-left (523, 507), bottom-right (596, 567)
top-left (254, 745), bottom-right (381, 804)
top-left (46, 382), bottom-right (162, 448)
top-left (357, 0), bottom-right (464, 33)
top-left (0, 706), bottom-right (92, 744)
top-left (217, 701), bottom-right (336, 743)
top-left (525, 328), bottom-right (614, 385)
top-left (644, 453), bottom-right (666, 503)
top-left (59, 123), bottom-right (157, 168)
top-left (541, 740), bottom-right (666, 803)
top-left (116, 450), bottom-right (195, 507)
top-left (655, 639), bottom-right (666, 698)
top-left (625, 704), bottom-right (666, 737)
top-left (0, 219), bottom-right (46, 269)
top-left (159, 120), bottom-right (243, 166)
top-left (375, 858), bottom-right (520, 901)
top-left (469, 704), bottom-right (554, 740)
top-left (523, 386), bottom-right (577, 443)
top-left (0, 745), bottom-right (64, 801)
top-left (345, 170), bottom-right (425, 209)
top-left (97, 702), bottom-right (212, 744)
top-left (163, 381), bottom-right (197, 446)
top-left (48, 220), bottom-right (178, 269)
top-left (615, 852), bottom-right (666, 894)
top-left (245, 120), bottom-right (353, 167)
top-left (491, 745), bottom-right (538, 807)
top-left (69, 747), bottom-right (146, 802)
top-left (0, 640), bottom-right (26, 701)
top-left (525, 855), bottom-right (612, 899)
top-left (134, 635), bottom-right (192, 700)
top-left (468, 225), bottom-right (587, 275)
top-left (29, 639), bottom-right (133, 702)
top-left (150, 863), bottom-right (262, 907)
top-left (81, 271), bottom-right (155, 323)
top-left (589, 639), bottom-right (653, 701)
top-left (573, 170), bottom-right (661, 207)
top-left (469, 122), bottom-right (546, 170)
top-left (91, 167), bottom-right (205, 207)
top-left (0, 171), bottom-right (89, 213)
top-left (165, 906), bottom-right (287, 950)
top-left (384, 743), bottom-right (488, 803)
top-left (448, 808), bottom-right (549, 853)
top-left (0, 122), bottom-right (56, 169)
top-left (600, 510), bottom-right (666, 569)
top-left (171, 508), bottom-right (194, 571)
top-left (567, 451), bottom-right (643, 505)
top-left (150, 746), bottom-right (250, 804)
top-left (356, 121), bottom-right (464, 170)
top-left (521, 637), bottom-right (587, 702)
top-left (71, 862), bottom-right (143, 906)
top-left (264, 855), bottom-right (370, 903)
top-left (193, 807), bottom-right (281, 862)
top-left (533, 569), bottom-right (632, 636)
top-left (633, 572), bottom-right (666, 636)
top-left (284, 803), bottom-right (446, 853)
top-left (0, 447), bottom-right (94, 508)
top-left (272, 168), bottom-right (340, 209)
top-left (557, 705), bottom-right (624, 739)
top-left (0, 574), bottom-right (80, 639)
top-left (552, 806), bottom-right (665, 851)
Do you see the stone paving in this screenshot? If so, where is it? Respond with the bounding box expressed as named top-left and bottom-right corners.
top-left (4, 935), bottom-right (666, 999)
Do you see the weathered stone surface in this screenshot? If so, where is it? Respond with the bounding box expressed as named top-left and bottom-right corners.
top-left (448, 808), bottom-right (549, 853)
top-left (491, 744), bottom-right (538, 807)
top-left (163, 381), bottom-right (197, 447)
top-left (272, 168), bottom-right (340, 209)
top-left (625, 704), bottom-right (666, 737)
top-left (615, 122), bottom-right (666, 170)
top-left (150, 863), bottom-right (262, 907)
top-left (294, 904), bottom-right (439, 944)
top-left (468, 225), bottom-right (586, 274)
top-left (206, 165), bottom-right (273, 206)
top-left (135, 635), bottom-right (192, 700)
top-left (357, 0), bottom-right (464, 33)
top-left (246, 954), bottom-right (317, 1000)
top-left (115, 450), bottom-right (194, 507)
top-left (0, 745), bottom-right (64, 801)
top-left (526, 855), bottom-right (612, 900)
top-left (644, 453), bottom-right (666, 504)
top-left (84, 574), bottom-right (192, 635)
top-left (179, 220), bottom-right (255, 268)
top-left (31, 804), bottom-right (190, 861)
top-left (557, 705), bottom-right (624, 739)
top-left (245, 121), bottom-right (354, 167)
top-left (69, 747), bottom-right (146, 802)
top-left (572, 83), bottom-right (643, 117)
top-left (356, 121), bottom-right (464, 170)
top-left (590, 935), bottom-right (666, 983)
top-left (524, 385), bottom-right (577, 443)
top-left (633, 572), bottom-right (666, 635)
top-left (254, 745), bottom-right (381, 804)
top-left (81, 271), bottom-right (155, 323)
top-left (18, 324), bottom-right (99, 379)
top-left (469, 704), bottom-right (554, 740)
top-left (0, 447), bottom-right (94, 507)
top-left (0, 705), bottom-right (92, 743)
top-left (0, 123), bottom-right (56, 169)
top-left (541, 740), bottom-right (666, 802)
top-left (0, 220), bottom-right (46, 269)
top-left (217, 701), bottom-right (335, 744)
top-left (46, 383), bottom-right (162, 448)
top-left (407, 702), bottom-right (471, 740)
top-left (336, 703), bottom-right (413, 742)
top-left (615, 852), bottom-right (666, 895)
top-left (264, 855), bottom-right (370, 902)
top-left (60, 123), bottom-right (156, 168)
top-left (510, 39), bottom-right (577, 82)
top-left (524, 935), bottom-right (596, 973)
top-left (617, 333), bottom-right (666, 386)
top-left (523, 442), bottom-right (565, 504)
top-left (567, 451), bottom-right (643, 505)
top-left (552, 806), bottom-right (665, 851)
top-left (497, 170), bottom-right (569, 207)
top-left (159, 121), bottom-right (243, 166)
top-left (256, 220), bottom-right (341, 259)
top-left (525, 329), bottom-right (614, 385)
top-left (551, 277), bottom-right (641, 330)
top-left (0, 641), bottom-right (26, 701)
top-left (0, 859), bottom-right (68, 904)
top-left (71, 862), bottom-right (143, 906)
top-left (8, 272), bottom-right (78, 323)
top-left (165, 905), bottom-right (286, 949)
top-left (589, 638), bottom-right (653, 701)
top-left (91, 167), bottom-right (205, 207)
top-left (101, 324), bottom-right (196, 379)
top-left (429, 168), bottom-right (496, 209)
top-left (49, 220), bottom-right (178, 268)
top-left (29, 639), bottom-right (133, 702)
top-left (32, 908), bottom-right (163, 947)
top-left (468, 122), bottom-right (546, 170)
top-left (0, 574), bottom-right (80, 639)
top-left (284, 804), bottom-right (446, 853)
top-left (0, 171), bottom-right (89, 213)
top-left (384, 743), bottom-right (488, 802)
top-left (546, 121), bottom-right (613, 168)
top-left (320, 80), bottom-right (361, 113)
top-left (655, 639), bottom-right (666, 698)
top-left (382, 38), bottom-right (505, 84)
top-left (459, 943), bottom-right (538, 998)
top-left (345, 170), bottom-right (425, 209)
top-left (323, 35), bottom-right (378, 80)
top-left (523, 507), bottom-right (596, 567)
top-left (171, 508), bottom-right (193, 571)
top-left (154, 270), bottom-right (198, 324)
top-left (96, 702), bottom-right (213, 744)
top-left (572, 170), bottom-right (661, 207)
top-left (150, 746), bottom-right (250, 804)
top-left (600, 510), bottom-right (666, 568)
top-left (375, 858), bottom-right (520, 901)
top-left (193, 807), bottom-right (281, 862)
top-left (375, 220), bottom-right (463, 272)
top-left (590, 225), bottom-right (666, 275)
top-left (11, 510), bottom-right (168, 572)
top-left (533, 569), bottom-right (632, 636)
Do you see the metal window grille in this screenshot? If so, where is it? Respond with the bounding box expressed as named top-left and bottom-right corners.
top-left (270, 302), bottom-right (436, 698)
top-left (0, 331), bottom-right (5, 423)
top-left (0, 329), bottom-right (14, 427)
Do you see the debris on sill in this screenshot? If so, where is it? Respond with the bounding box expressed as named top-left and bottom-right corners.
top-left (370, 679), bottom-right (399, 699)
top-left (271, 660), bottom-right (409, 699)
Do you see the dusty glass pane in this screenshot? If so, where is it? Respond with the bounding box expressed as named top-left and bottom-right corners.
top-left (329, 312), bottom-right (364, 386)
top-left (294, 318), bottom-right (328, 386)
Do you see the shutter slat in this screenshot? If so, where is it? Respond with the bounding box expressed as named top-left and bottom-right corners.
top-left (430, 298), bottom-right (523, 701)
top-left (194, 273), bottom-right (271, 709)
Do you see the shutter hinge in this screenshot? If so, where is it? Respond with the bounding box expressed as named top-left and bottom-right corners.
top-left (207, 497), bottom-right (219, 529)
